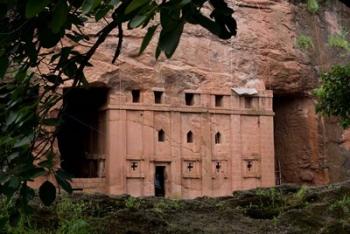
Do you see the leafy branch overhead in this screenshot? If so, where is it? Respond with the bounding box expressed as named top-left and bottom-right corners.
top-left (0, 0), bottom-right (237, 85)
top-left (0, 0), bottom-right (236, 221)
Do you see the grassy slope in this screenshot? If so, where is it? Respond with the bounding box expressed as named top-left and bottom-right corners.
top-left (2, 181), bottom-right (350, 234)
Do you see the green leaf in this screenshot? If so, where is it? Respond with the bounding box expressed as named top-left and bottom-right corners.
top-left (38, 25), bottom-right (62, 48)
top-left (8, 152), bottom-right (19, 162)
top-left (39, 181), bottom-right (56, 206)
top-left (49, 0), bottom-right (69, 33)
top-left (44, 75), bottom-right (63, 85)
top-left (129, 15), bottom-right (148, 29)
top-left (178, 0), bottom-right (191, 7)
top-left (25, 0), bottom-right (50, 18)
top-left (130, 15), bottom-right (148, 29)
top-left (20, 184), bottom-right (35, 203)
top-left (8, 177), bottom-right (20, 190)
top-left (0, 56), bottom-right (8, 79)
top-left (13, 136), bottom-right (32, 148)
top-left (95, 5), bottom-right (112, 21)
top-left (81, 0), bottom-right (101, 14)
top-left (23, 167), bottom-right (46, 180)
top-left (6, 111), bottom-right (17, 127)
top-left (63, 60), bottom-right (77, 77)
top-left (139, 25), bottom-right (158, 55)
top-left (125, 0), bottom-right (149, 14)
top-left (55, 170), bottom-right (73, 193)
top-left (38, 151), bottom-right (54, 168)
top-left (160, 7), bottom-right (180, 32)
top-left (159, 21), bottom-right (184, 58)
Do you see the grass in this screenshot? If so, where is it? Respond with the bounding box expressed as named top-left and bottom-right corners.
top-left (125, 196), bottom-right (141, 209)
top-left (296, 35), bottom-right (314, 50)
top-left (328, 31), bottom-right (350, 53)
top-left (307, 0), bottom-right (319, 14)
top-left (329, 195), bottom-right (350, 214)
top-left (0, 196), bottom-right (91, 234)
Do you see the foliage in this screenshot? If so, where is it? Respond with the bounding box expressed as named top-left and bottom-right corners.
top-left (329, 195), bottom-right (350, 214)
top-left (315, 64), bottom-right (350, 128)
top-left (0, 195), bottom-right (91, 234)
top-left (0, 0), bottom-right (237, 224)
top-left (125, 196), bottom-right (141, 209)
top-left (307, 0), bottom-right (319, 14)
top-left (154, 198), bottom-right (182, 211)
top-left (328, 31), bottom-right (350, 53)
top-left (238, 187), bottom-right (310, 220)
top-left (56, 197), bottom-right (90, 234)
top-left (296, 34), bottom-right (314, 50)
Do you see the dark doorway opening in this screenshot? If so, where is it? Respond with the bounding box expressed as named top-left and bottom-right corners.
top-left (273, 94), bottom-right (319, 184)
top-left (57, 86), bottom-right (108, 178)
top-left (155, 166), bottom-right (165, 197)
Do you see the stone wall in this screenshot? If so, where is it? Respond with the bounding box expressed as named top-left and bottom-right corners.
top-left (72, 0), bottom-right (350, 185)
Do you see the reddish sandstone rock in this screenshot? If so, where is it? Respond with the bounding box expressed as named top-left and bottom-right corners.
top-left (65, 0), bottom-right (350, 185)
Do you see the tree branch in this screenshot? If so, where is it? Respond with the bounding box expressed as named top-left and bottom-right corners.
top-left (112, 23), bottom-right (123, 64)
top-left (73, 19), bottom-right (118, 86)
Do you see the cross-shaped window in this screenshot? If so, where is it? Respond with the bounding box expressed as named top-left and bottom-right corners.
top-left (216, 162), bottom-right (221, 172)
top-left (187, 162), bottom-right (193, 172)
top-left (247, 160), bottom-right (252, 171)
top-left (131, 162), bottom-right (138, 171)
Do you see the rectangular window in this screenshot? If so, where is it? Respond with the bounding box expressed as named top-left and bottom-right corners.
top-left (132, 90), bottom-right (140, 103)
top-left (215, 95), bottom-right (223, 107)
top-left (154, 91), bottom-right (163, 104)
top-left (185, 93), bottom-right (194, 106)
top-left (245, 96), bottom-right (252, 108)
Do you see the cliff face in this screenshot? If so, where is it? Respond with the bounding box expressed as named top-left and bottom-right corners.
top-left (79, 0), bottom-right (350, 185)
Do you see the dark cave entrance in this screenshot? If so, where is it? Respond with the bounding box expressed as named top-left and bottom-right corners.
top-left (58, 86), bottom-right (108, 178)
top-left (273, 94), bottom-right (316, 184)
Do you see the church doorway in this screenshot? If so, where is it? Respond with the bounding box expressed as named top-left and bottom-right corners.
top-left (155, 166), bottom-right (166, 197)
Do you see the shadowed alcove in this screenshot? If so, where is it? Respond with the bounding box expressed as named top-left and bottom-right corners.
top-left (57, 83), bottom-right (108, 178)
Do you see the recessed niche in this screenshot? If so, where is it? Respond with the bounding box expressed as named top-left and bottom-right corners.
top-left (185, 93), bottom-right (194, 106)
top-left (132, 90), bottom-right (140, 103)
top-left (154, 91), bottom-right (163, 104)
top-left (158, 129), bottom-right (165, 142)
top-left (245, 96), bottom-right (253, 108)
top-left (215, 132), bottom-right (221, 144)
top-left (187, 131), bottom-right (193, 143)
top-left (215, 95), bottom-right (223, 107)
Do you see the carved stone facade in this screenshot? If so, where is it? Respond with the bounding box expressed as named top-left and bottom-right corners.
top-left (64, 86), bottom-right (275, 198)
top-left (34, 0), bottom-right (350, 196)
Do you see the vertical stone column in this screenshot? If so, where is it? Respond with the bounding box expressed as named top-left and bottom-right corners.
top-left (170, 111), bottom-right (182, 198)
top-left (201, 112), bottom-right (212, 196)
top-left (231, 114), bottom-right (242, 191)
top-left (259, 115), bottom-right (275, 187)
top-left (143, 110), bottom-right (154, 196)
top-left (106, 109), bottom-right (127, 194)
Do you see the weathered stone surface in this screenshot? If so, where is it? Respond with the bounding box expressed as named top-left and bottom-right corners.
top-left (73, 0), bottom-right (350, 185)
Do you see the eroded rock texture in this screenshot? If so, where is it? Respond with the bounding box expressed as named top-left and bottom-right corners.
top-left (76, 0), bottom-right (350, 185)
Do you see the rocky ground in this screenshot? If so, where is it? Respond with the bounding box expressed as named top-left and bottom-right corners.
top-left (2, 181), bottom-right (350, 233)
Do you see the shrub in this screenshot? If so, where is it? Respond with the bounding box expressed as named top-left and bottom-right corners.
top-left (315, 64), bottom-right (350, 128)
top-left (125, 196), bottom-right (141, 209)
top-left (296, 35), bottom-right (314, 50)
top-left (307, 0), bottom-right (319, 14)
top-left (328, 31), bottom-right (350, 52)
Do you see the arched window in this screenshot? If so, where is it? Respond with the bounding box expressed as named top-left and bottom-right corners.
top-left (187, 131), bottom-right (193, 143)
top-left (158, 129), bottom-right (165, 142)
top-left (215, 132), bottom-right (221, 144)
